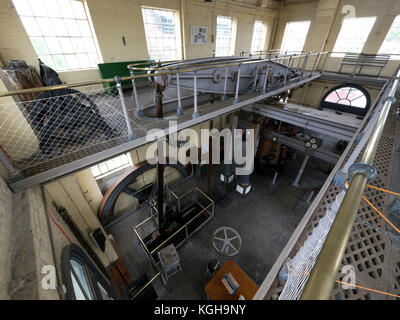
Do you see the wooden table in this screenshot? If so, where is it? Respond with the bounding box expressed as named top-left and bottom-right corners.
top-left (205, 259), bottom-right (259, 300)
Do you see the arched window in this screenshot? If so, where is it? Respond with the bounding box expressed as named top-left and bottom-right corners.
top-left (61, 244), bottom-right (117, 300)
top-left (320, 85), bottom-right (371, 116)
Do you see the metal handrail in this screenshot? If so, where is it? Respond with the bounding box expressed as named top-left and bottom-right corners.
top-left (0, 52), bottom-right (327, 98)
top-left (300, 65), bottom-right (400, 300)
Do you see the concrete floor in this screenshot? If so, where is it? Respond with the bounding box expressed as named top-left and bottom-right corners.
top-left (105, 154), bottom-right (330, 300)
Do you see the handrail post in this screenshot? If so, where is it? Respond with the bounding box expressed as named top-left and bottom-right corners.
top-left (262, 66), bottom-right (270, 94)
top-left (192, 68), bottom-right (199, 118)
top-left (114, 76), bottom-right (133, 137)
top-left (233, 64), bottom-right (241, 104)
top-left (221, 66), bottom-right (229, 101)
top-left (310, 52), bottom-right (320, 77)
top-left (176, 67), bottom-right (184, 115)
top-left (284, 57), bottom-right (293, 86)
top-left (321, 52), bottom-right (329, 75)
top-left (253, 63), bottom-right (260, 91)
top-left (300, 53), bottom-right (310, 79)
top-left (129, 70), bottom-right (142, 117)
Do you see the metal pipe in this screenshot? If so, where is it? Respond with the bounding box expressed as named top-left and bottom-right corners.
top-left (292, 154), bottom-right (310, 187)
top-left (192, 68), bottom-right (199, 118)
top-left (114, 76), bottom-right (133, 136)
top-left (129, 71), bottom-right (142, 117)
top-left (262, 66), bottom-right (269, 94)
top-left (300, 67), bottom-right (400, 300)
top-left (233, 64), bottom-right (241, 104)
top-left (176, 68), bottom-right (183, 115)
top-left (130, 273), bottom-right (160, 300)
top-left (222, 66), bottom-right (229, 101)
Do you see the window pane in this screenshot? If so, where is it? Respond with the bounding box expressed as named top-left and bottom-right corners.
top-left (20, 17), bottom-right (41, 36)
top-left (280, 20), bottom-right (311, 53)
top-left (13, 0), bottom-right (101, 71)
top-left (57, 0), bottom-right (74, 18)
top-left (332, 17), bottom-right (376, 56)
top-left (251, 20), bottom-right (266, 53)
top-left (323, 86), bottom-right (367, 109)
top-left (13, 0), bottom-right (33, 16)
top-left (45, 37), bottom-right (62, 54)
top-left (141, 7), bottom-right (182, 61)
top-left (378, 15), bottom-right (400, 59)
top-left (90, 154), bottom-right (132, 178)
top-left (30, 0), bottom-right (49, 17)
top-left (71, 272), bottom-right (87, 300)
top-left (71, 0), bottom-right (86, 19)
top-left (216, 16), bottom-right (234, 57)
top-left (97, 282), bottom-right (113, 300)
top-left (70, 259), bottom-right (93, 300)
top-left (37, 17), bottom-right (56, 36)
top-left (30, 37), bottom-right (49, 54)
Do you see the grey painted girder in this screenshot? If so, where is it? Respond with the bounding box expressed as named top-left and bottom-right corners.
top-left (246, 103), bottom-right (361, 141)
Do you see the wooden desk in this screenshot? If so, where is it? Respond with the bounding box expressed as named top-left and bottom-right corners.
top-left (205, 260), bottom-right (259, 300)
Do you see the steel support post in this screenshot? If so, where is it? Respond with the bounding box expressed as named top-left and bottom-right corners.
top-left (115, 76), bottom-right (133, 137)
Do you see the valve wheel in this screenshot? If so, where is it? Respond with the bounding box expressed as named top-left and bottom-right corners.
top-left (212, 226), bottom-right (242, 257)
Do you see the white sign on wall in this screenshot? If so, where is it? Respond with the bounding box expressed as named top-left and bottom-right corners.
top-left (190, 26), bottom-right (208, 45)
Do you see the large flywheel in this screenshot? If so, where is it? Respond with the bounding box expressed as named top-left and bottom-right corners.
top-left (98, 159), bottom-right (189, 225)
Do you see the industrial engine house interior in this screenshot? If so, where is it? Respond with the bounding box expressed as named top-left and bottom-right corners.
top-left (1, 0), bottom-right (400, 304)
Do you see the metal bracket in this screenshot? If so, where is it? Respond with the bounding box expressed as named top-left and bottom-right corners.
top-left (348, 162), bottom-right (377, 182)
top-left (383, 96), bottom-right (397, 104)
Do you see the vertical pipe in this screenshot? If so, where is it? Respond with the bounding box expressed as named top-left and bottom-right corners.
top-left (192, 68), bottom-right (199, 118)
top-left (114, 76), bottom-right (133, 136)
top-left (301, 53), bottom-right (310, 78)
top-left (253, 63), bottom-right (260, 91)
top-left (129, 70), bottom-right (141, 114)
top-left (176, 68), bottom-right (183, 115)
top-left (157, 162), bottom-right (165, 234)
top-left (292, 154), bottom-right (310, 187)
top-left (310, 53), bottom-right (320, 77)
top-left (222, 66), bottom-right (229, 101)
top-left (272, 170), bottom-right (278, 185)
top-left (233, 64), bottom-right (241, 104)
top-left (221, 67), bottom-right (228, 101)
top-left (284, 57), bottom-right (292, 86)
top-left (262, 66), bottom-right (270, 94)
top-left (156, 83), bottom-right (163, 118)
top-left (321, 53), bottom-right (329, 74)
top-left (207, 120), bottom-right (213, 195)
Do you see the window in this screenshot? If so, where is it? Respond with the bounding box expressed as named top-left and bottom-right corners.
top-left (215, 16), bottom-right (235, 57)
top-left (90, 153), bottom-right (133, 179)
top-left (141, 7), bottom-right (182, 61)
top-left (332, 17), bottom-right (376, 57)
top-left (62, 244), bottom-right (116, 300)
top-left (250, 20), bottom-right (267, 54)
top-left (12, 0), bottom-right (101, 71)
top-left (320, 85), bottom-right (370, 116)
top-left (379, 15), bottom-right (400, 59)
top-left (280, 21), bottom-right (311, 53)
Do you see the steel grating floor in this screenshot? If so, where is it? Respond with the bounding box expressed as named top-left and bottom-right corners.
top-left (265, 104), bottom-right (400, 300)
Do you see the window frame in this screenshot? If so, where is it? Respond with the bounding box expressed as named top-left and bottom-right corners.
top-left (61, 244), bottom-right (117, 300)
top-left (215, 15), bottom-right (236, 57)
top-left (250, 20), bottom-right (267, 54)
top-left (12, 0), bottom-right (103, 71)
top-left (378, 15), bottom-right (400, 60)
top-left (90, 153), bottom-right (133, 180)
top-left (331, 16), bottom-right (377, 58)
top-left (141, 6), bottom-right (182, 62)
top-left (280, 20), bottom-right (311, 53)
top-left (320, 84), bottom-right (371, 116)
